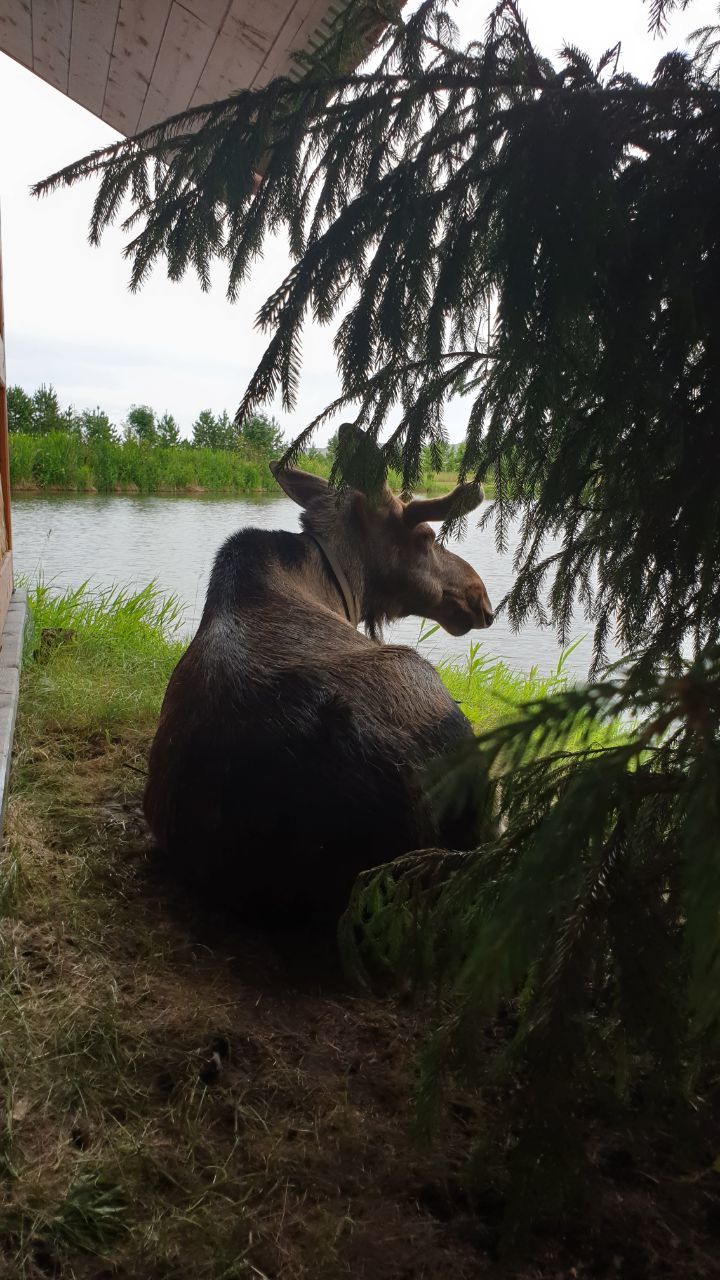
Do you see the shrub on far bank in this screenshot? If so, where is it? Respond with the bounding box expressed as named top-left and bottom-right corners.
top-left (8, 433), bottom-right (310, 494)
top-left (8, 434), bottom-right (463, 497)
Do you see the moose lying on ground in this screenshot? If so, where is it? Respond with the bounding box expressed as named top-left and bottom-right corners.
top-left (144, 427), bottom-right (494, 920)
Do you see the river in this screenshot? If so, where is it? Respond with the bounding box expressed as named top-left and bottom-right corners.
top-left (10, 492), bottom-right (612, 680)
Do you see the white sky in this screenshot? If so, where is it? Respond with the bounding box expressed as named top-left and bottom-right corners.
top-left (0, 0), bottom-right (716, 441)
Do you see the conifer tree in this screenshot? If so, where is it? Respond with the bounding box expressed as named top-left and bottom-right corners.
top-left (156, 411), bottom-right (180, 446)
top-left (34, 0), bottom-right (720, 1218)
top-left (215, 409), bottom-right (236, 450)
top-left (191, 408), bottom-right (220, 448)
top-left (6, 386), bottom-right (33, 433)
top-left (31, 384), bottom-right (64, 435)
top-left (237, 412), bottom-right (285, 457)
top-left (78, 407), bottom-right (117, 444)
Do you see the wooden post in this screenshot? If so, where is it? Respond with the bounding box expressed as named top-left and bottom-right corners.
top-left (0, 207), bottom-right (14, 632)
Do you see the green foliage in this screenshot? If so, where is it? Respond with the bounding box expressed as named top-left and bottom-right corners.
top-left (77, 407), bottom-right (117, 444)
top-left (192, 408), bottom-right (233, 449)
top-left (237, 412), bottom-right (285, 457)
top-left (8, 432), bottom-right (303, 492)
top-left (31, 384), bottom-right (65, 435)
top-left (344, 647), bottom-right (720, 1217)
top-left (420, 441), bottom-right (464, 481)
top-left (8, 433), bottom-right (35, 485)
top-left (435, 636), bottom-right (589, 732)
top-left (29, 431), bottom-right (82, 487)
top-left (156, 411), bottom-right (180, 446)
top-left (125, 404), bottom-right (157, 445)
top-left (22, 580), bottom-right (184, 731)
top-left (7, 385), bottom-right (33, 433)
top-left (325, 432), bottom-right (339, 464)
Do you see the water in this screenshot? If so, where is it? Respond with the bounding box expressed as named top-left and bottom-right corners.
top-left (11, 492), bottom-right (610, 680)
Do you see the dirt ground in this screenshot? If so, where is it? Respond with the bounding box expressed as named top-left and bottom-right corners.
top-left (1, 724), bottom-right (719, 1279)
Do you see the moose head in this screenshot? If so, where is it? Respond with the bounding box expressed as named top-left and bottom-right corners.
top-left (270, 425), bottom-right (493, 636)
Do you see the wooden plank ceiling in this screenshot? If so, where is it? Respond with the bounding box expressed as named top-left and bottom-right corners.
top-left (0, 0), bottom-right (356, 134)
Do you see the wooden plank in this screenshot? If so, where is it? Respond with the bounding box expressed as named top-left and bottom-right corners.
top-left (255, 0), bottom-right (401, 87)
top-left (0, 333), bottom-right (5, 390)
top-left (0, 0), bottom-right (33, 68)
top-left (252, 0), bottom-right (330, 87)
top-left (0, 554), bottom-right (13, 634)
top-left (69, 0), bottom-right (122, 118)
top-left (137, 2), bottom-right (218, 130)
top-left (0, 395), bottom-right (9, 552)
top-left (0, 590), bottom-right (28, 841)
top-left (0, 389), bottom-right (8, 554)
top-left (0, 484), bottom-right (8, 558)
top-left (190, 0), bottom-right (285, 107)
top-left (180, 0), bottom-right (233, 28)
top-left (103, 0), bottom-right (173, 135)
top-left (32, 0), bottom-right (73, 94)
top-left (0, 212), bottom-right (10, 553)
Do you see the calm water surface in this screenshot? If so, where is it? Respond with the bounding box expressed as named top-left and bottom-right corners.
top-left (12, 492), bottom-right (612, 680)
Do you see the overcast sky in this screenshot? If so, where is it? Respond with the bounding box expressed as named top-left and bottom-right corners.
top-left (0, 0), bottom-right (715, 441)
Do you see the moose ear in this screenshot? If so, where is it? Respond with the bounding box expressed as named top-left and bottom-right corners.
top-left (269, 460), bottom-right (330, 508)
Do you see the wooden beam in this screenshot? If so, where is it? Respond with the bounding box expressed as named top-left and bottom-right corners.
top-left (69, 0), bottom-right (121, 118)
top-left (0, 385), bottom-right (8, 553)
top-left (0, 0), bottom-right (32, 68)
top-left (0, 213), bottom-right (12, 553)
top-left (181, 0), bottom-right (234, 27)
top-left (0, 554), bottom-right (13, 624)
top-left (0, 333), bottom-right (5, 390)
top-left (0, 589), bottom-right (28, 842)
top-left (252, 0), bottom-right (330, 87)
top-left (190, 0), bottom-right (279, 107)
top-left (32, 0), bottom-right (72, 94)
top-left (137, 3), bottom-right (218, 130)
top-left (103, 0), bottom-right (173, 135)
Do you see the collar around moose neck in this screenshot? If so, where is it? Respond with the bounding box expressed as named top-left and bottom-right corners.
top-left (308, 534), bottom-right (361, 629)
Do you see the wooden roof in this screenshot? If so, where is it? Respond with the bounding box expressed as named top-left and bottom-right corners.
top-left (0, 0), bottom-right (360, 135)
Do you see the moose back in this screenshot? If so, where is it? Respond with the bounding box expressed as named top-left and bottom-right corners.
top-left (144, 448), bottom-right (494, 919)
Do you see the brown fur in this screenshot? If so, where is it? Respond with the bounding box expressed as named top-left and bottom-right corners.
top-left (143, 452), bottom-right (493, 921)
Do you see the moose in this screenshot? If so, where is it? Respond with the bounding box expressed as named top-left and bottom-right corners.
top-left (143, 427), bottom-right (494, 919)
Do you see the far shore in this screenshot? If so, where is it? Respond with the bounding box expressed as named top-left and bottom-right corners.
top-left (11, 475), bottom-right (468, 498)
top-left (10, 432), bottom-right (478, 499)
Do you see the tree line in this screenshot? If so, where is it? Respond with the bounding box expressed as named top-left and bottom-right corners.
top-left (6, 383), bottom-right (466, 472)
top-left (6, 383), bottom-right (286, 457)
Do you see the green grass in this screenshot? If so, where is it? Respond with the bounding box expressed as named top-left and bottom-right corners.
top-left (438, 639), bottom-right (580, 730)
top-left (9, 433), bottom-right (486, 498)
top-left (21, 581), bottom-right (184, 735)
top-left (10, 433), bottom-right (278, 494)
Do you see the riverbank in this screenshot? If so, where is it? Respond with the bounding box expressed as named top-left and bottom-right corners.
top-left (9, 433), bottom-right (469, 496)
top-left (1, 584), bottom-right (715, 1278)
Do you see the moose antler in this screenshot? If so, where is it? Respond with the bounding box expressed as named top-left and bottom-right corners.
top-left (403, 481), bottom-right (484, 526)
